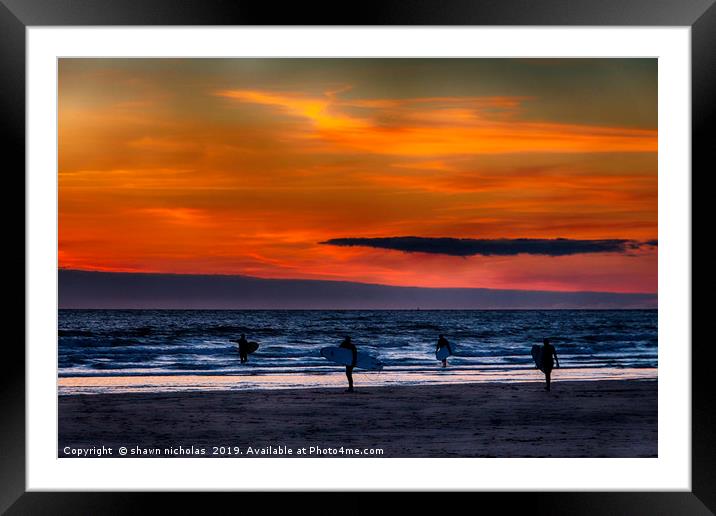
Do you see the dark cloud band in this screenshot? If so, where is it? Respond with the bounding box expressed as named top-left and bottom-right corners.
top-left (321, 237), bottom-right (657, 257)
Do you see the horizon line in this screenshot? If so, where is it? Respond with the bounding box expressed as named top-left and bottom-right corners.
top-left (58, 268), bottom-right (658, 297)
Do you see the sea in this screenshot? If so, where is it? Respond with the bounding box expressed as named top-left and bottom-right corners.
top-left (58, 309), bottom-right (657, 394)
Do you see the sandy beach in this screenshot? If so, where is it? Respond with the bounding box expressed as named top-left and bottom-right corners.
top-left (58, 379), bottom-right (656, 458)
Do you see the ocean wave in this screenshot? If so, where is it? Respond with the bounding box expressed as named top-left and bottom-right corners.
top-left (59, 309), bottom-right (657, 377)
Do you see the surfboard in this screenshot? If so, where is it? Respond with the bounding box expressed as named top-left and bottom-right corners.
top-left (531, 345), bottom-right (543, 371)
top-left (320, 346), bottom-right (383, 371)
top-left (232, 340), bottom-right (259, 354)
top-left (436, 344), bottom-right (454, 361)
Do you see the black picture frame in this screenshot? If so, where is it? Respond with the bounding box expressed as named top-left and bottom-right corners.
top-left (3, 0), bottom-right (710, 512)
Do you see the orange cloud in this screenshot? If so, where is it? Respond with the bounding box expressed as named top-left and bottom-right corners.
top-left (216, 89), bottom-right (657, 155)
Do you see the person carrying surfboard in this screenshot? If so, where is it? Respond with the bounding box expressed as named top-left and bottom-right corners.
top-left (235, 333), bottom-right (250, 364)
top-left (540, 338), bottom-right (560, 391)
top-left (436, 335), bottom-right (452, 368)
top-left (339, 336), bottom-right (358, 392)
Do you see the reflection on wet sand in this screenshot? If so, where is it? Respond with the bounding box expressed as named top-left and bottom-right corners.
top-left (59, 366), bottom-right (656, 395)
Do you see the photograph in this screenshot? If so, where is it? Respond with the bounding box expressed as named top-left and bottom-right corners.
top-left (57, 57), bottom-right (658, 459)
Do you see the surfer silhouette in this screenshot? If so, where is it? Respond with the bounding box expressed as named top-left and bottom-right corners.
top-left (540, 338), bottom-right (560, 391)
top-left (436, 335), bottom-right (451, 368)
top-left (339, 336), bottom-right (357, 392)
top-left (234, 333), bottom-right (250, 363)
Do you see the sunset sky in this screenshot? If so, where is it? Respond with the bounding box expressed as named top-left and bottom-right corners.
top-left (59, 59), bottom-right (657, 293)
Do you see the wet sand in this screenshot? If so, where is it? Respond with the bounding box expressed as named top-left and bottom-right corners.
top-left (58, 379), bottom-right (657, 458)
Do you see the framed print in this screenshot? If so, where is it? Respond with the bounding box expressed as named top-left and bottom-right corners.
top-left (3, 0), bottom-right (711, 512)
